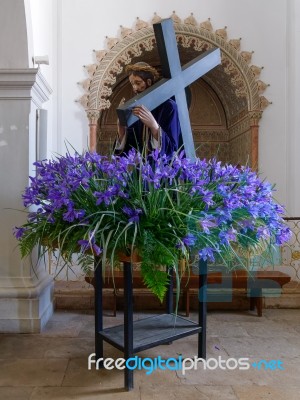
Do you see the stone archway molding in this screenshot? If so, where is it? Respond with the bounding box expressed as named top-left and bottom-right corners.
top-left (77, 12), bottom-right (271, 153)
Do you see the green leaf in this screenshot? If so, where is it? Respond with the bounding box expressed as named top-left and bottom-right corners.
top-left (141, 262), bottom-right (169, 303)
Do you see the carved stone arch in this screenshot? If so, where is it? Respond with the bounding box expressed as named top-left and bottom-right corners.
top-left (79, 14), bottom-right (270, 167)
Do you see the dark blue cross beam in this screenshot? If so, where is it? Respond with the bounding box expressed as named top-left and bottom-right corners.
top-left (116, 18), bottom-right (221, 160)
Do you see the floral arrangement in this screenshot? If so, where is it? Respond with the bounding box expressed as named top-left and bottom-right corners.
top-left (14, 149), bottom-right (291, 301)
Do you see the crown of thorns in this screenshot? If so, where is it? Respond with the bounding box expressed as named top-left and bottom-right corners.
top-left (125, 62), bottom-right (160, 81)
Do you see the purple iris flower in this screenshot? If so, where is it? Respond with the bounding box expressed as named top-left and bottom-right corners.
top-left (78, 236), bottom-right (102, 256)
top-left (94, 184), bottom-right (120, 205)
top-left (256, 226), bottom-right (271, 240)
top-left (13, 226), bottom-right (27, 240)
top-left (16, 147), bottom-right (292, 264)
top-left (182, 233), bottom-right (197, 247)
top-left (122, 206), bottom-right (143, 223)
top-left (275, 226), bottom-right (292, 245)
top-left (199, 215), bottom-right (218, 234)
top-left (219, 229), bottom-right (237, 246)
top-left (199, 247), bottom-right (216, 262)
top-left (63, 206), bottom-right (86, 222)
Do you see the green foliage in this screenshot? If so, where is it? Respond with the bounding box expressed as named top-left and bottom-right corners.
top-left (20, 230), bottom-right (40, 259)
top-left (141, 262), bottom-right (169, 303)
top-left (14, 149), bottom-right (291, 303)
top-left (140, 231), bottom-right (176, 302)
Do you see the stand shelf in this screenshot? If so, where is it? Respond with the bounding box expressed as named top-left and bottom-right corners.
top-left (94, 258), bottom-right (207, 391)
top-left (99, 313), bottom-right (202, 353)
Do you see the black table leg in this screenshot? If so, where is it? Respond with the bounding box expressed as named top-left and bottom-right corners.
top-left (93, 257), bottom-right (206, 390)
top-left (94, 256), bottom-right (103, 366)
top-left (123, 261), bottom-right (134, 390)
top-left (198, 259), bottom-right (207, 358)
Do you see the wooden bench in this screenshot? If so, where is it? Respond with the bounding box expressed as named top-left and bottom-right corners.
top-left (183, 269), bottom-right (291, 317)
top-left (85, 269), bottom-right (291, 317)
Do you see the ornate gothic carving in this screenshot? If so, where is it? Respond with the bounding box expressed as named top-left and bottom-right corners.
top-left (151, 13), bottom-right (162, 24)
top-left (78, 12), bottom-right (271, 163)
top-left (83, 64), bottom-right (97, 77)
top-left (80, 13), bottom-right (270, 114)
top-left (249, 111), bottom-right (263, 125)
top-left (250, 65), bottom-right (264, 78)
top-left (76, 94), bottom-right (89, 108)
top-left (184, 13), bottom-right (198, 26)
top-left (105, 36), bottom-right (119, 49)
top-left (257, 80), bottom-right (270, 94)
top-left (200, 18), bottom-right (213, 32)
top-left (87, 110), bottom-right (100, 124)
top-left (240, 51), bottom-right (254, 64)
top-left (93, 49), bottom-right (107, 62)
top-left (171, 11), bottom-right (182, 24)
top-left (259, 96), bottom-right (272, 110)
top-left (215, 26), bottom-right (228, 40)
top-left (77, 78), bottom-right (91, 91)
top-left (120, 25), bottom-right (134, 39)
top-left (135, 17), bottom-right (149, 30)
top-left (229, 38), bottom-right (241, 51)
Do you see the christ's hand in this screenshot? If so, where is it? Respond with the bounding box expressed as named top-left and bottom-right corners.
top-left (117, 97), bottom-right (126, 141)
top-left (132, 105), bottom-right (159, 139)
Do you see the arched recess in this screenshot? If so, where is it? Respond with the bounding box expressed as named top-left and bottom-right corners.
top-left (78, 13), bottom-right (271, 168)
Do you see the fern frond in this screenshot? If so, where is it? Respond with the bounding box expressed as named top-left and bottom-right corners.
top-left (141, 262), bottom-right (169, 303)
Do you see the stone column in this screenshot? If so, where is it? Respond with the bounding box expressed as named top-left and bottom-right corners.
top-left (0, 69), bottom-right (54, 332)
top-left (88, 110), bottom-right (100, 152)
top-left (249, 111), bottom-right (262, 171)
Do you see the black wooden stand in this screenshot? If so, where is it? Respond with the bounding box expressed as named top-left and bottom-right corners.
top-left (94, 258), bottom-right (207, 391)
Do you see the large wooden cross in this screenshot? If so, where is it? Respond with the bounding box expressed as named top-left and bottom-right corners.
top-left (117, 18), bottom-right (221, 160)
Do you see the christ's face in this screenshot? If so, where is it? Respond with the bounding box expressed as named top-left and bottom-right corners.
top-left (129, 74), bottom-right (151, 95)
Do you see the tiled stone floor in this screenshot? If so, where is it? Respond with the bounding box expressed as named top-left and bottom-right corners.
top-left (0, 309), bottom-right (300, 399)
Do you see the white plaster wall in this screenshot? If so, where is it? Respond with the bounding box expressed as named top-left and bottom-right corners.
top-left (58, 0), bottom-right (289, 209)
top-left (27, 0), bottom-right (58, 155)
top-left (286, 0), bottom-right (300, 217)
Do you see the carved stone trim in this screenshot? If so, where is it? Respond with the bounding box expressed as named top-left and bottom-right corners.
top-left (249, 111), bottom-right (263, 126)
top-left (0, 69), bottom-right (52, 107)
top-left (87, 110), bottom-right (100, 124)
top-left (226, 110), bottom-right (262, 139)
top-left (78, 13), bottom-right (270, 116)
top-left (77, 12), bottom-right (271, 167)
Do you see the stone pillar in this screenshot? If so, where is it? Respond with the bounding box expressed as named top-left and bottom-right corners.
top-left (0, 69), bottom-right (54, 332)
top-left (88, 110), bottom-right (100, 152)
top-left (249, 111), bottom-right (262, 171)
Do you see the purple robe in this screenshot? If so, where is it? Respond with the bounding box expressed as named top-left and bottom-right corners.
top-left (115, 99), bottom-right (183, 157)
